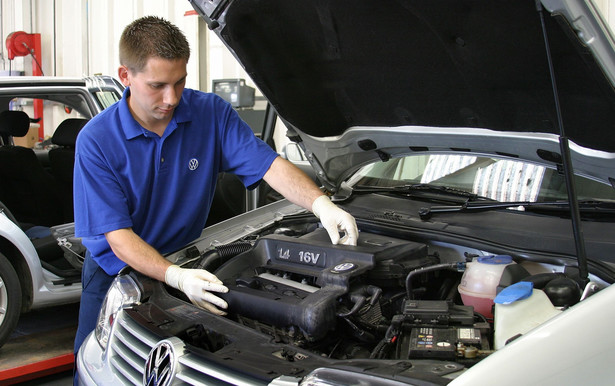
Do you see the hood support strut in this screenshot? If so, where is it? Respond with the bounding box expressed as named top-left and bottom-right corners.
top-left (536, 0), bottom-right (589, 286)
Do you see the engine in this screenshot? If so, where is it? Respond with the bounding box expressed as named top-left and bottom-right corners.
top-left (214, 229), bottom-right (428, 339)
top-left (205, 228), bottom-right (492, 362)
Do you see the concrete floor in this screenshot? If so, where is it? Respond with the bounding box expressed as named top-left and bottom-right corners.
top-left (0, 302), bottom-right (79, 385)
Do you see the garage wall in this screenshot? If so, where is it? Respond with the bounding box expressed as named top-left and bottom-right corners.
top-left (0, 0), bottom-right (249, 93)
top-left (0, 0), bottom-right (614, 94)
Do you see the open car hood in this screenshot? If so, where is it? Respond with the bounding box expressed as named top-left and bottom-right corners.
top-left (190, 0), bottom-right (615, 190)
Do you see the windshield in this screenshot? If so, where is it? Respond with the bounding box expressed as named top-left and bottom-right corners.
top-left (348, 154), bottom-right (615, 203)
top-left (93, 89), bottom-right (121, 110)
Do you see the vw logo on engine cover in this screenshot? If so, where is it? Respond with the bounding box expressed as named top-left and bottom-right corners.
top-left (144, 340), bottom-right (177, 386)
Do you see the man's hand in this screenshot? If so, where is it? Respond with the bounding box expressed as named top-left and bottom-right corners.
top-left (312, 195), bottom-right (358, 246)
top-left (165, 265), bottom-right (229, 315)
top-left (262, 158), bottom-right (359, 245)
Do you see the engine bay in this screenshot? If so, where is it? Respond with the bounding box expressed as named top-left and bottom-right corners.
top-left (181, 222), bottom-right (593, 366)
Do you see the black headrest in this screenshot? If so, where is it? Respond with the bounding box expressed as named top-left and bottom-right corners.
top-left (0, 110), bottom-right (31, 138)
top-left (51, 118), bottom-right (89, 147)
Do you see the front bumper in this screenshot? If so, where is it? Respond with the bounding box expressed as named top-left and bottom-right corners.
top-left (76, 330), bottom-right (133, 386)
top-left (76, 308), bottom-right (283, 386)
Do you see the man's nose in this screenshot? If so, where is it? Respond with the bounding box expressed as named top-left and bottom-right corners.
top-left (163, 86), bottom-right (180, 106)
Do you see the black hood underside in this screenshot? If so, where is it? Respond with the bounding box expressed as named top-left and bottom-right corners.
top-left (202, 0), bottom-right (615, 153)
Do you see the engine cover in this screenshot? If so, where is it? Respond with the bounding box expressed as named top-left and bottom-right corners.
top-left (216, 229), bottom-right (430, 341)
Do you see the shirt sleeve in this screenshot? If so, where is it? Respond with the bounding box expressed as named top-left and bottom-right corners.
top-left (73, 131), bottom-right (133, 238)
top-left (216, 98), bottom-right (279, 189)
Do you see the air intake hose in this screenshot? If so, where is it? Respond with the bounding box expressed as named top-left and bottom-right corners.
top-left (193, 242), bottom-right (253, 272)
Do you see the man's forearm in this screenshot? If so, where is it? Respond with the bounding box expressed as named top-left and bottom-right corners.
top-left (105, 227), bottom-right (229, 314)
top-left (105, 228), bottom-right (171, 281)
top-left (263, 156), bottom-right (325, 210)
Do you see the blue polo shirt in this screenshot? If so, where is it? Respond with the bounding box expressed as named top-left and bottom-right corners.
top-left (73, 87), bottom-right (278, 275)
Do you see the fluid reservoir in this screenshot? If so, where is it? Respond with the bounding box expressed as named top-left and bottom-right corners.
top-left (458, 255), bottom-right (515, 319)
top-left (493, 281), bottom-right (561, 349)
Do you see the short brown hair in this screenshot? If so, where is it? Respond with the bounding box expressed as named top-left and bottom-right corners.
top-left (119, 16), bottom-right (190, 72)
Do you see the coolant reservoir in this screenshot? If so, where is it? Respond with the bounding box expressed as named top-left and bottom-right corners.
top-left (458, 255), bottom-right (515, 319)
top-left (493, 281), bottom-right (562, 349)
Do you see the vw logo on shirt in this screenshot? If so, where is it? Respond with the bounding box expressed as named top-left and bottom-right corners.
top-left (188, 158), bottom-right (199, 171)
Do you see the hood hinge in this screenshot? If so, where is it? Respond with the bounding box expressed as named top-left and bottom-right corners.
top-left (285, 128), bottom-right (336, 193)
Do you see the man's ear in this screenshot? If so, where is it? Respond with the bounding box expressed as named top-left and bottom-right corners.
top-left (118, 65), bottom-right (130, 87)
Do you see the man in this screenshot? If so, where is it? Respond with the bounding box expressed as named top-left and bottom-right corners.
top-left (72, 16), bottom-right (358, 354)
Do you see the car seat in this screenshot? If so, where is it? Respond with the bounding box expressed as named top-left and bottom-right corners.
top-left (48, 118), bottom-right (89, 222)
top-left (0, 199), bottom-right (80, 281)
top-left (0, 110), bottom-right (63, 227)
top-left (0, 109), bottom-right (30, 146)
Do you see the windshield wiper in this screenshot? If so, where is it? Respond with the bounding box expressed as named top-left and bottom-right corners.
top-left (419, 200), bottom-right (615, 220)
top-left (353, 183), bottom-right (494, 204)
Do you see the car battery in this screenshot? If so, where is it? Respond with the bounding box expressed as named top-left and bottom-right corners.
top-left (399, 326), bottom-right (483, 360)
top-left (402, 299), bottom-right (475, 326)
top-left (395, 299), bottom-right (485, 360)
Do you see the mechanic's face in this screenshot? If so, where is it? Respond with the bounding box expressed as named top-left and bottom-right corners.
top-left (118, 57), bottom-right (187, 133)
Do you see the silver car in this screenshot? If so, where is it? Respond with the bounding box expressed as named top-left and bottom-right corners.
top-left (0, 75), bottom-right (123, 347)
top-left (78, 1), bottom-right (615, 385)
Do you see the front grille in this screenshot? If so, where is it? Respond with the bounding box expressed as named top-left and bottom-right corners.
top-left (176, 353), bottom-right (241, 385)
top-left (109, 311), bottom-right (159, 385)
top-left (107, 310), bottom-right (266, 385)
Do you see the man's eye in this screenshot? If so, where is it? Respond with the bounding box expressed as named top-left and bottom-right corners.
top-left (151, 84), bottom-right (163, 89)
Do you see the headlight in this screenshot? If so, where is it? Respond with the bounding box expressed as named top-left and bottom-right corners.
top-left (301, 368), bottom-right (410, 386)
top-left (95, 275), bottom-right (141, 349)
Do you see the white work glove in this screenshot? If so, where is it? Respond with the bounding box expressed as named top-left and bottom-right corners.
top-left (165, 265), bottom-right (229, 315)
top-left (312, 195), bottom-right (358, 246)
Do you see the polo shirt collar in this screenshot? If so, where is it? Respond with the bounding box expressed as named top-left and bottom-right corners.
top-left (119, 86), bottom-right (192, 140)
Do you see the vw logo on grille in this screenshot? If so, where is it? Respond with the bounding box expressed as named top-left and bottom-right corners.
top-left (144, 340), bottom-right (176, 386)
